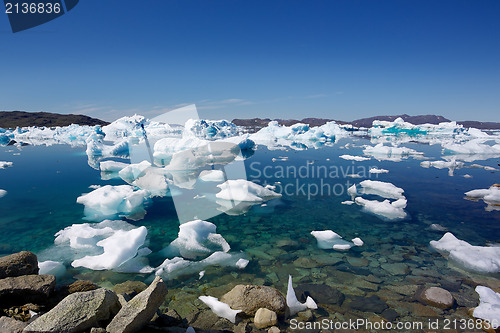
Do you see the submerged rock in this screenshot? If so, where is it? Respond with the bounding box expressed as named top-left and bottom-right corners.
top-left (0, 275), bottom-right (55, 305)
top-left (106, 276), bottom-right (167, 333)
top-left (67, 280), bottom-right (98, 294)
top-left (349, 295), bottom-right (388, 314)
top-left (112, 280), bottom-right (148, 298)
top-left (221, 285), bottom-right (286, 315)
top-left (254, 308), bottom-right (278, 329)
top-left (0, 251), bottom-right (38, 278)
top-left (23, 288), bottom-right (120, 333)
top-left (294, 284), bottom-right (345, 306)
top-left (417, 287), bottom-right (455, 309)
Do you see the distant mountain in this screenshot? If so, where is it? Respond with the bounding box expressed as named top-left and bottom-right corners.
top-left (233, 114), bottom-right (500, 131)
top-left (0, 111), bottom-right (109, 128)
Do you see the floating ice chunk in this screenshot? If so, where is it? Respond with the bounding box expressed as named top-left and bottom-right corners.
top-left (346, 174), bottom-right (362, 178)
top-left (38, 261), bottom-right (66, 278)
top-left (100, 160), bottom-right (129, 173)
top-left (369, 167), bottom-right (389, 174)
top-left (347, 184), bottom-right (357, 198)
top-left (355, 197), bottom-right (407, 220)
top-left (310, 230), bottom-right (357, 250)
top-left (470, 164), bottom-right (499, 171)
top-left (215, 199), bottom-right (257, 216)
top-left (235, 258), bottom-right (249, 269)
top-left (339, 155), bottom-right (370, 161)
top-left (465, 185), bottom-right (500, 211)
top-left (430, 224), bottom-right (448, 232)
top-left (351, 237), bottom-right (364, 246)
top-left (166, 220), bottom-right (230, 259)
top-left (0, 161), bottom-right (13, 169)
top-left (420, 159), bottom-right (464, 176)
top-left (363, 143), bottom-right (423, 162)
top-left (72, 226), bottom-right (147, 270)
top-left (443, 139), bottom-right (500, 155)
top-left (102, 115), bottom-right (149, 141)
top-left (155, 251), bottom-right (246, 280)
top-left (165, 142), bottom-right (240, 171)
top-left (341, 200), bottom-right (355, 205)
top-left (76, 185), bottom-right (149, 221)
top-left (184, 119), bottom-right (241, 139)
top-left (463, 174), bottom-right (473, 178)
top-left (473, 286), bottom-right (500, 329)
top-left (430, 232), bottom-right (500, 273)
top-left (118, 161), bottom-right (152, 183)
top-left (198, 296), bottom-right (242, 323)
top-left (153, 137), bottom-right (207, 165)
top-left (0, 189), bottom-right (6, 198)
top-left (199, 271), bottom-right (205, 279)
top-left (287, 275), bottom-right (317, 316)
top-left (216, 179), bottom-right (282, 202)
top-left (359, 180), bottom-right (405, 200)
top-left (199, 170), bottom-right (225, 182)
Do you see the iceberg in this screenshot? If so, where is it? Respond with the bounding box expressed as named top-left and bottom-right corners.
top-left (100, 160), bottom-right (129, 173)
top-left (355, 197), bottom-right (407, 220)
top-left (198, 296), bottom-right (242, 323)
top-left (76, 185), bottom-right (149, 221)
top-left (0, 161), bottom-right (13, 169)
top-left (199, 169), bottom-right (225, 182)
top-left (155, 251), bottom-right (247, 280)
top-left (363, 143), bottom-right (423, 162)
top-left (359, 180), bottom-right (405, 200)
top-left (164, 220), bottom-right (230, 259)
top-left (310, 230), bottom-right (363, 250)
top-left (153, 137), bottom-right (208, 165)
top-left (473, 286), bottom-right (500, 329)
top-left (184, 119), bottom-right (241, 139)
top-left (443, 139), bottom-right (500, 156)
top-left (430, 232), bottom-right (500, 273)
top-left (286, 275), bottom-right (318, 316)
top-left (465, 185), bottom-right (500, 211)
top-left (369, 167), bottom-right (389, 174)
top-left (0, 189), bottom-right (6, 198)
top-left (339, 155), bottom-right (370, 161)
top-left (216, 179), bottom-right (282, 202)
top-left (420, 159), bottom-right (465, 176)
top-left (164, 142), bottom-right (240, 171)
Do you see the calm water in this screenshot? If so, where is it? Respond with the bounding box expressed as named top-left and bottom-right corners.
top-left (1, 139), bottom-right (499, 329)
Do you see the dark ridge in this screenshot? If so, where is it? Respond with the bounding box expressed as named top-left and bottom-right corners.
top-left (350, 114), bottom-right (451, 128)
top-left (457, 121), bottom-right (500, 130)
top-left (0, 111), bottom-right (109, 128)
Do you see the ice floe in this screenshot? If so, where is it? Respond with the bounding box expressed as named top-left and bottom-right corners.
top-left (420, 159), bottom-right (465, 176)
top-left (38, 261), bottom-right (66, 278)
top-left (359, 180), bottom-right (405, 200)
top-left (339, 155), bottom-right (370, 161)
top-left (369, 167), bottom-right (389, 174)
top-left (164, 220), bottom-right (230, 259)
top-left (473, 286), bottom-right (500, 329)
top-left (199, 170), bottom-right (226, 182)
top-left (363, 143), bottom-right (423, 162)
top-left (0, 161), bottom-right (13, 169)
top-left (430, 232), bottom-right (500, 273)
top-left (76, 185), bottom-right (150, 221)
top-left (464, 185), bottom-right (500, 211)
top-left (216, 179), bottom-right (282, 202)
top-left (310, 230), bottom-right (363, 251)
top-left (0, 189), bottom-right (6, 198)
top-left (287, 275), bottom-right (318, 316)
top-left (355, 197), bottom-right (407, 220)
top-left (198, 296), bottom-right (242, 323)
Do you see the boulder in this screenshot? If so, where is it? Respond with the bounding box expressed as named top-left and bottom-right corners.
top-left (67, 280), bottom-right (98, 294)
top-left (0, 251), bottom-right (38, 278)
top-left (221, 285), bottom-right (286, 315)
top-left (112, 280), bottom-right (148, 298)
top-left (106, 276), bottom-right (167, 333)
top-left (0, 275), bottom-right (55, 305)
top-left (23, 288), bottom-right (120, 333)
top-left (0, 316), bottom-right (28, 333)
top-left (294, 284), bottom-right (345, 305)
top-left (417, 287), bottom-right (455, 309)
top-left (254, 308), bottom-right (277, 329)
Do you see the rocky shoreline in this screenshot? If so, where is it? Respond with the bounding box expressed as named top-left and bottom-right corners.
top-left (1, 251), bottom-right (499, 333)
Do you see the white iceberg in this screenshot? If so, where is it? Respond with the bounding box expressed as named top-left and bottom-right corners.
top-left (363, 143), bottom-right (423, 162)
top-left (76, 185), bottom-right (149, 221)
top-left (0, 161), bottom-right (13, 169)
top-left (369, 167), bottom-right (389, 174)
top-left (216, 179), bottom-right (281, 202)
top-left (199, 170), bottom-right (226, 182)
top-left (339, 155), bottom-right (370, 161)
top-left (198, 296), bottom-right (242, 323)
top-left (430, 232), bottom-right (500, 273)
top-left (473, 286), bottom-right (500, 329)
top-left (164, 142), bottom-right (240, 171)
top-left (310, 230), bottom-right (363, 251)
top-left (355, 197), bottom-right (407, 220)
top-left (287, 275), bottom-right (317, 316)
top-left (184, 119), bottom-right (241, 139)
top-left (0, 189), bottom-right (6, 198)
top-left (420, 159), bottom-right (465, 176)
top-left (164, 220), bottom-right (230, 259)
top-left (465, 185), bottom-right (500, 211)
top-left (359, 180), bottom-right (405, 200)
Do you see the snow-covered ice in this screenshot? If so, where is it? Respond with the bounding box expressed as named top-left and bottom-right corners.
top-left (473, 286), bottom-right (500, 329)
top-left (430, 232), bottom-right (500, 273)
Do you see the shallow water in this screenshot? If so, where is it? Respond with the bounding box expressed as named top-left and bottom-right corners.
top-left (1, 138), bottom-right (499, 331)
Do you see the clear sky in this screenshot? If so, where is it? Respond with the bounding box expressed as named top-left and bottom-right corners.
top-left (1, 0), bottom-right (499, 122)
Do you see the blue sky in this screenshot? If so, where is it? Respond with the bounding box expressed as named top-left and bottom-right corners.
top-left (1, 0), bottom-right (499, 122)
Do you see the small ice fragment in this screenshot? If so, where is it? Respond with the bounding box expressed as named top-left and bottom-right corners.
top-left (0, 161), bottom-right (13, 169)
top-left (333, 244), bottom-right (352, 251)
top-left (89, 185), bottom-right (101, 189)
top-left (341, 200), bottom-right (354, 205)
top-left (339, 155), bottom-right (370, 161)
top-left (305, 296), bottom-right (318, 310)
top-left (199, 170), bottom-right (225, 182)
top-left (199, 271), bottom-right (205, 280)
top-left (430, 224), bottom-right (448, 232)
top-left (198, 296), bottom-right (242, 323)
top-left (0, 189), bottom-right (6, 198)
top-left (352, 237), bottom-right (364, 246)
top-left (346, 174), bottom-right (362, 178)
top-left (463, 174), bottom-right (472, 178)
top-left (236, 258), bottom-right (249, 269)
top-left (287, 275), bottom-right (317, 316)
top-left (369, 167), bottom-right (389, 174)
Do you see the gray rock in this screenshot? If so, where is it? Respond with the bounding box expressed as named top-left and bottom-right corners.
top-left (254, 308), bottom-right (277, 329)
top-left (268, 326), bottom-right (280, 333)
top-left (0, 274), bottom-right (55, 305)
top-left (0, 316), bottom-right (28, 333)
top-left (417, 287), bottom-right (455, 309)
top-left (221, 285), bottom-right (286, 315)
top-left (294, 284), bottom-right (345, 306)
top-left (112, 280), bottom-right (148, 299)
top-left (23, 288), bottom-right (120, 333)
top-left (297, 309), bottom-right (314, 322)
top-left (106, 276), bottom-right (167, 333)
top-left (0, 251), bottom-right (38, 278)
top-left (90, 328), bottom-right (107, 333)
